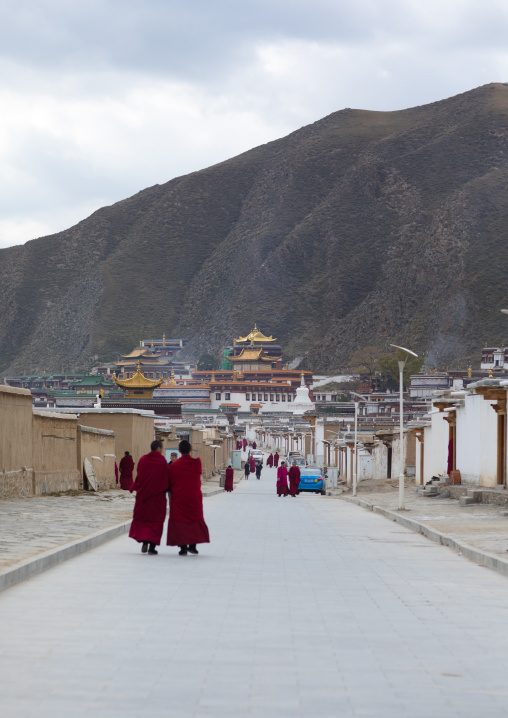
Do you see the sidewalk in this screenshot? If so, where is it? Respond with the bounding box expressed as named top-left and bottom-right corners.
top-left (331, 481), bottom-right (508, 575)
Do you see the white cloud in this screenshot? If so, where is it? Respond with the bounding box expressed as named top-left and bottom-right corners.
top-left (0, 0), bottom-right (508, 248)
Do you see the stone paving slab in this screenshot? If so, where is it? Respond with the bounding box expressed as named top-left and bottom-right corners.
top-left (333, 486), bottom-right (508, 573)
top-left (0, 471), bottom-right (241, 573)
top-left (2, 466), bottom-right (508, 717)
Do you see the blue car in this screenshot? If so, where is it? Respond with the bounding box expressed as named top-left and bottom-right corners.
top-left (298, 468), bottom-right (326, 495)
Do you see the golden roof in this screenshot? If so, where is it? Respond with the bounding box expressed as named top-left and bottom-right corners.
top-left (229, 348), bottom-right (278, 362)
top-left (121, 348), bottom-right (161, 359)
top-left (236, 324), bottom-right (276, 344)
top-left (113, 363), bottom-right (164, 389)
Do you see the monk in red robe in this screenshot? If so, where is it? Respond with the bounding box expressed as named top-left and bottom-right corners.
top-left (129, 441), bottom-right (169, 554)
top-left (167, 439), bottom-right (210, 555)
top-left (252, 441), bottom-right (257, 449)
top-left (249, 456), bottom-right (256, 474)
top-left (277, 462), bottom-right (289, 496)
top-left (266, 453), bottom-right (273, 467)
top-left (119, 451), bottom-right (135, 490)
top-left (274, 452), bottom-right (280, 468)
top-left (242, 438), bottom-right (248, 451)
top-left (288, 462), bottom-right (301, 497)
top-left (225, 465), bottom-right (234, 492)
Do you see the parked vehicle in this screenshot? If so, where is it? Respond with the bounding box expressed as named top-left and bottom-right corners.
top-left (291, 457), bottom-right (307, 468)
top-left (287, 451), bottom-right (304, 461)
top-left (249, 449), bottom-right (264, 465)
top-left (298, 467), bottom-right (326, 495)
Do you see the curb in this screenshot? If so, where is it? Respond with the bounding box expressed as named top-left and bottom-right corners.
top-left (0, 521), bottom-right (131, 595)
top-left (0, 487), bottom-right (227, 595)
top-left (340, 496), bottom-right (508, 578)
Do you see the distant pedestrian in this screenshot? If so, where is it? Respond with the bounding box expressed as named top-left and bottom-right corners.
top-left (249, 455), bottom-right (256, 474)
top-left (277, 461), bottom-right (289, 496)
top-left (225, 465), bottom-right (234, 492)
top-left (252, 441), bottom-right (257, 450)
top-left (288, 461), bottom-right (301, 497)
top-left (266, 453), bottom-right (273, 467)
top-left (119, 450), bottom-right (135, 490)
top-left (244, 461), bottom-right (250, 480)
top-left (167, 439), bottom-right (210, 556)
top-left (129, 440), bottom-right (169, 554)
top-left (273, 451), bottom-right (280, 468)
top-left (255, 461), bottom-right (262, 480)
top-left (242, 438), bottom-right (248, 451)
top-left (169, 452), bottom-right (178, 463)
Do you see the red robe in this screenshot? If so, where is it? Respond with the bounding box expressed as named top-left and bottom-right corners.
top-left (225, 467), bottom-right (234, 492)
top-left (277, 466), bottom-right (289, 495)
top-left (129, 451), bottom-right (169, 545)
top-left (242, 438), bottom-right (248, 450)
top-left (249, 457), bottom-right (256, 473)
top-left (119, 455), bottom-right (135, 490)
top-left (274, 453), bottom-right (280, 468)
top-left (266, 454), bottom-right (273, 467)
top-left (252, 441), bottom-right (257, 449)
top-left (167, 455), bottom-right (210, 546)
top-left (288, 466), bottom-right (301, 496)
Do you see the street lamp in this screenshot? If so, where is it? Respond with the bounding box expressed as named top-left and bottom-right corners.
top-left (389, 343), bottom-right (418, 510)
top-left (353, 401), bottom-right (358, 496)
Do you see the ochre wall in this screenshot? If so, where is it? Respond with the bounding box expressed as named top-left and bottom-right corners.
top-left (0, 386), bottom-right (34, 497)
top-left (74, 412), bottom-right (155, 468)
top-left (77, 425), bottom-right (116, 490)
top-left (32, 411), bottom-right (80, 494)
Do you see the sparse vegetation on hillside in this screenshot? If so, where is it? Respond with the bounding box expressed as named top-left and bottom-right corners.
top-left (1, 83), bottom-right (508, 374)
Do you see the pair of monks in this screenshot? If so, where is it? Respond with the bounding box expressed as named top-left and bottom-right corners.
top-left (266, 452), bottom-right (280, 468)
top-left (276, 461), bottom-right (300, 497)
top-left (129, 439), bottom-right (209, 556)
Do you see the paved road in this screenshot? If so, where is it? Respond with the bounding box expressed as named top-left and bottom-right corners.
top-left (2, 461), bottom-right (508, 717)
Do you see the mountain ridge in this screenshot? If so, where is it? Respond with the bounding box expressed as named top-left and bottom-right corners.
top-left (2, 82), bottom-right (508, 375)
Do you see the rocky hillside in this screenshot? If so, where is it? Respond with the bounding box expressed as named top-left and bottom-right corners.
top-left (2, 82), bottom-right (508, 375)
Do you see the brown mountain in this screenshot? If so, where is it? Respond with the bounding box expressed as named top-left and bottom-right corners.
top-left (2, 82), bottom-right (508, 376)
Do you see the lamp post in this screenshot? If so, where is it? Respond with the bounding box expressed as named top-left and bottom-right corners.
top-left (353, 401), bottom-right (358, 496)
top-left (389, 343), bottom-right (418, 510)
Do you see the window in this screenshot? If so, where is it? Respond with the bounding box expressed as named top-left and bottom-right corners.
top-left (276, 394), bottom-right (280, 401)
top-left (225, 393), bottom-right (231, 400)
top-left (258, 393), bottom-right (263, 401)
top-left (264, 394), bottom-right (268, 401)
top-left (216, 392), bottom-right (221, 400)
top-left (246, 393), bottom-right (250, 401)
top-left (287, 395), bottom-right (292, 402)
top-left (270, 394), bottom-right (274, 401)
top-left (282, 394), bottom-right (286, 402)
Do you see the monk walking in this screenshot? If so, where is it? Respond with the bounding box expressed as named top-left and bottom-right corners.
top-left (129, 440), bottom-right (169, 555)
top-left (252, 441), bottom-right (257, 449)
top-left (249, 455), bottom-right (256, 474)
top-left (266, 453), bottom-right (273, 468)
top-left (242, 438), bottom-right (248, 451)
top-left (277, 461), bottom-right (289, 496)
top-left (119, 450), bottom-right (135, 490)
top-left (288, 461), bottom-right (301, 497)
top-left (167, 440), bottom-right (210, 555)
top-left (274, 451), bottom-right (280, 468)
top-left (225, 464), bottom-right (234, 492)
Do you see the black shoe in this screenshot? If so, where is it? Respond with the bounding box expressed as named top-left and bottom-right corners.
top-left (141, 542), bottom-right (148, 553)
top-left (179, 547), bottom-right (188, 556)
top-left (188, 545), bottom-right (199, 555)
top-left (148, 548), bottom-right (158, 555)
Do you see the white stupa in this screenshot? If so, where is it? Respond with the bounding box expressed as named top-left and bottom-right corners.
top-left (292, 373), bottom-right (315, 415)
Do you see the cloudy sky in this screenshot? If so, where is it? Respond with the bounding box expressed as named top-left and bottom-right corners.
top-left (0, 0), bottom-right (507, 249)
